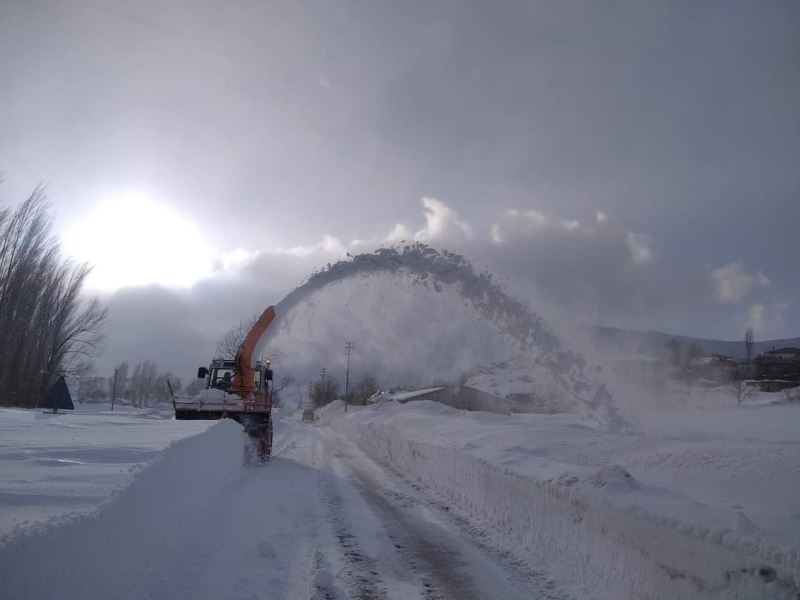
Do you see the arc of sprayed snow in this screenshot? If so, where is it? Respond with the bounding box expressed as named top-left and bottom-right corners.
top-left (256, 243), bottom-right (625, 430)
top-left (261, 244), bottom-right (558, 352)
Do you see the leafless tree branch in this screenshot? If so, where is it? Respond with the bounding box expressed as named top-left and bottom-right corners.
top-left (0, 188), bottom-right (107, 407)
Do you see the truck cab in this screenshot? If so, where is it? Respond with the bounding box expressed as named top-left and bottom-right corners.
top-left (197, 358), bottom-right (272, 391)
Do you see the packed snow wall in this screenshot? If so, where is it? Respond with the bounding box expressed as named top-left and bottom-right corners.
top-left (258, 244), bottom-right (623, 428)
top-left (331, 405), bottom-right (800, 600)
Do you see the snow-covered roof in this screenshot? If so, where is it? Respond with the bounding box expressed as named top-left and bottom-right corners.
top-left (389, 387), bottom-right (445, 402)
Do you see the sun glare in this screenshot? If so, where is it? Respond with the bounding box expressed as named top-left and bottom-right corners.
top-left (64, 191), bottom-right (214, 291)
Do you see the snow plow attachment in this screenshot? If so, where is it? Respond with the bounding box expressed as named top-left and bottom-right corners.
top-left (173, 392), bottom-right (273, 462)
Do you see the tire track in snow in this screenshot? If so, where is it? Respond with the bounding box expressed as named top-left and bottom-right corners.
top-left (313, 432), bottom-right (390, 600)
top-left (2, 415), bottom-right (566, 600)
top-left (317, 427), bottom-right (568, 600)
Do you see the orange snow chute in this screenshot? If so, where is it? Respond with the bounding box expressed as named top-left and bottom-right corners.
top-left (231, 305), bottom-right (276, 398)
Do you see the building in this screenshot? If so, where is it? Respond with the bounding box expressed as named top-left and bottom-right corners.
top-left (759, 347), bottom-right (800, 361)
top-left (754, 347), bottom-right (800, 391)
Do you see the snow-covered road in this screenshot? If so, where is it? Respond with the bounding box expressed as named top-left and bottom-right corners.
top-left (309, 426), bottom-right (565, 600)
top-left (0, 415), bottom-right (566, 600)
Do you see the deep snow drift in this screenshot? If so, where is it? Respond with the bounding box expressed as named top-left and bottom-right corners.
top-left (324, 399), bottom-right (800, 599)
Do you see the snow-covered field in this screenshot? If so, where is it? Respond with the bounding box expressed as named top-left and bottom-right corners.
top-left (0, 407), bottom-right (568, 600)
top-left (2, 398), bottom-right (798, 599)
top-left (325, 398), bottom-right (800, 599)
top-left (0, 405), bottom-right (211, 537)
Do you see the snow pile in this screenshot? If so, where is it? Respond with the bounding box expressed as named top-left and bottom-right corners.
top-left (259, 243), bottom-right (623, 428)
top-left (0, 419), bottom-right (243, 600)
top-left (193, 387), bottom-right (229, 401)
top-left (586, 464), bottom-right (641, 492)
top-left (315, 398), bottom-right (345, 424)
top-left (329, 401), bottom-right (800, 599)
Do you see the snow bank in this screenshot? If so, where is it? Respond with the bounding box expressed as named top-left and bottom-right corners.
top-left (330, 402), bottom-right (800, 599)
top-left (315, 398), bottom-right (345, 424)
top-left (0, 419), bottom-right (244, 600)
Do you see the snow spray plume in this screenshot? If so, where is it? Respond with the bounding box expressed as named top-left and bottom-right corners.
top-left (258, 244), bottom-right (625, 430)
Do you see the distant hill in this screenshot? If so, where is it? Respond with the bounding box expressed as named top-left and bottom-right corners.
top-left (590, 326), bottom-right (800, 360)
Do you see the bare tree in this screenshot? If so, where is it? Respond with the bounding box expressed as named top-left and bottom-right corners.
top-left (311, 375), bottom-right (340, 408)
top-left (215, 315), bottom-right (285, 365)
top-left (731, 379), bottom-right (749, 405)
top-left (108, 361), bottom-right (129, 404)
top-left (353, 374), bottom-right (379, 405)
top-left (0, 189), bottom-right (107, 408)
top-left (78, 375), bottom-right (108, 403)
top-left (270, 374), bottom-right (295, 407)
top-left (47, 292), bottom-right (107, 378)
top-left (745, 327), bottom-right (755, 362)
top-left (153, 372), bottom-right (180, 403)
top-left (212, 315), bottom-right (293, 406)
top-left (215, 316), bottom-right (258, 359)
top-left (129, 360), bottom-right (159, 408)
top-left (729, 368), bottom-right (751, 405)
top-left (663, 339), bottom-right (702, 383)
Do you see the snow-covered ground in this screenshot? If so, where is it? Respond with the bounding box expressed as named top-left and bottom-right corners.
top-left (325, 398), bottom-right (800, 599)
top-left (0, 404), bottom-right (211, 537)
top-left (2, 398), bottom-right (798, 599)
top-left (0, 407), bottom-right (570, 600)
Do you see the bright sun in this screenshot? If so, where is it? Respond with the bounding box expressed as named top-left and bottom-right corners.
top-left (64, 191), bottom-right (214, 290)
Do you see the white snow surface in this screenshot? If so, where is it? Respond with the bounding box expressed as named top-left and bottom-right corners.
top-left (327, 399), bottom-right (800, 599)
top-left (0, 405), bottom-right (211, 537)
top-left (0, 408), bottom-right (572, 600)
top-left (3, 398), bottom-right (799, 599)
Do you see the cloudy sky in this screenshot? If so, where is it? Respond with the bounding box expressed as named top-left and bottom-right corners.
top-left (1, 1), bottom-right (798, 378)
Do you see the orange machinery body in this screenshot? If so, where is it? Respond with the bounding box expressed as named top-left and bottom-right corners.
top-left (174, 306), bottom-right (277, 461)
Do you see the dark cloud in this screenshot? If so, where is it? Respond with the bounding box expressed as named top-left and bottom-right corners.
top-left (1, 1), bottom-right (797, 377)
top-left (93, 198), bottom-right (793, 381)
top-left (101, 286), bottom-right (212, 379)
top-left (480, 208), bottom-right (785, 339)
top-left (2, 1), bottom-right (798, 244)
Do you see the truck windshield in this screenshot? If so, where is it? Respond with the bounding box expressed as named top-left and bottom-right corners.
top-left (211, 368), bottom-right (235, 388)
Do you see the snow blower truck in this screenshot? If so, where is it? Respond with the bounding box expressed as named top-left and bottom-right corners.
top-left (173, 306), bottom-right (276, 463)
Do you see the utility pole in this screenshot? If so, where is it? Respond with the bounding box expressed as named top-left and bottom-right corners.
top-left (110, 368), bottom-right (118, 411)
top-left (320, 368), bottom-right (327, 405)
top-left (344, 341), bottom-right (354, 412)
